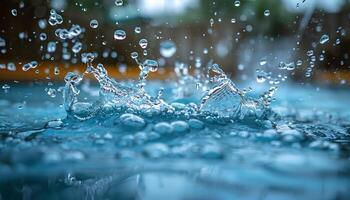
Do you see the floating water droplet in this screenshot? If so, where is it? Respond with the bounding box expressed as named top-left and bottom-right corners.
top-left (160, 40), bottom-right (177, 58)
top-left (89, 19), bottom-right (98, 28)
top-left (47, 41), bottom-right (56, 53)
top-left (39, 33), bottom-right (47, 41)
top-left (22, 61), bottom-right (38, 71)
top-left (115, 0), bottom-right (123, 6)
top-left (319, 34), bottom-right (329, 44)
top-left (143, 59), bottom-right (158, 72)
top-left (234, 0), bottom-right (240, 7)
top-left (130, 52), bottom-right (138, 59)
top-left (48, 10), bottom-right (63, 26)
top-left (134, 27), bottom-right (141, 34)
top-left (139, 39), bottom-right (148, 49)
top-left (11, 9), bottom-right (17, 16)
top-left (72, 42), bottom-right (83, 53)
top-left (114, 30), bottom-right (126, 40)
top-left (306, 50), bottom-right (313, 56)
top-left (286, 62), bottom-right (295, 70)
top-left (231, 18), bottom-right (236, 23)
top-left (259, 57), bottom-right (267, 66)
top-left (7, 62), bottom-right (16, 71)
top-left (264, 10), bottom-right (270, 16)
top-left (0, 37), bottom-right (6, 47)
top-left (256, 75), bottom-right (266, 83)
top-left (296, 60), bottom-right (303, 66)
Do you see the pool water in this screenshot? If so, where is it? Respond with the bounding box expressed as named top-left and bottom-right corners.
top-left (0, 82), bottom-right (349, 200)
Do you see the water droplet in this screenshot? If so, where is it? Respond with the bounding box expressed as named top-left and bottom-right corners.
top-left (231, 18), bottom-right (236, 23)
top-left (114, 30), bottom-right (126, 40)
top-left (11, 9), bottom-right (17, 16)
top-left (256, 75), bottom-right (266, 83)
top-left (143, 59), bottom-right (158, 72)
top-left (72, 42), bottom-right (83, 53)
top-left (264, 10), bottom-right (270, 16)
top-left (139, 39), bottom-right (148, 49)
top-left (130, 52), bottom-right (138, 59)
top-left (160, 40), bottom-right (177, 58)
top-left (47, 41), bottom-right (56, 53)
top-left (234, 0), bottom-right (240, 7)
top-left (259, 57), bottom-right (267, 66)
top-left (319, 34), bottom-right (329, 44)
top-left (134, 27), bottom-right (141, 33)
top-left (89, 19), bottom-right (98, 28)
top-left (115, 0), bottom-right (123, 6)
top-left (39, 33), bottom-right (47, 41)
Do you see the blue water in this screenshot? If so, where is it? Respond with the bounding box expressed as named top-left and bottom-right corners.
top-left (0, 82), bottom-right (350, 200)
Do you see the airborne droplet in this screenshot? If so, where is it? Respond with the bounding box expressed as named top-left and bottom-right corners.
top-left (114, 30), bottom-right (126, 40)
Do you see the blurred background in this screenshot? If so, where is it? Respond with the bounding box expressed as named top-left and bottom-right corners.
top-left (0, 0), bottom-right (350, 85)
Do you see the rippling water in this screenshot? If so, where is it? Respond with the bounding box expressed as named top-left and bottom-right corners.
top-left (0, 82), bottom-right (349, 200)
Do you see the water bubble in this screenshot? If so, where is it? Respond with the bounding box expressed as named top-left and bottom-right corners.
top-left (114, 30), bottom-right (126, 40)
top-left (188, 119), bottom-right (204, 129)
top-left (139, 39), bottom-right (148, 49)
top-left (154, 122), bottom-right (173, 134)
top-left (264, 10), bottom-right (270, 16)
top-left (319, 34), bottom-right (329, 44)
top-left (134, 27), bottom-right (141, 33)
top-left (143, 59), bottom-right (158, 72)
top-left (160, 40), bottom-right (177, 58)
top-left (259, 57), bottom-right (267, 66)
top-left (11, 9), bottom-right (17, 16)
top-left (234, 0), bottom-right (240, 7)
top-left (231, 18), bottom-right (236, 23)
top-left (171, 121), bottom-right (189, 133)
top-left (89, 19), bottom-right (98, 28)
top-left (115, 0), bottom-right (123, 6)
top-left (39, 33), bottom-right (47, 41)
top-left (120, 113), bottom-right (146, 129)
top-left (72, 42), bottom-right (83, 53)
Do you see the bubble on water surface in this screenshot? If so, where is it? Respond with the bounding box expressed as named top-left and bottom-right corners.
top-left (160, 40), bottom-right (177, 58)
top-left (89, 19), bottom-right (98, 28)
top-left (119, 113), bottom-right (146, 129)
top-left (319, 34), bottom-right (329, 44)
top-left (114, 30), bottom-right (126, 40)
top-left (154, 122), bottom-right (173, 134)
top-left (234, 1), bottom-right (240, 7)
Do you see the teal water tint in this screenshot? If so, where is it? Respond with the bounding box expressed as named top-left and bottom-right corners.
top-left (0, 80), bottom-right (349, 200)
